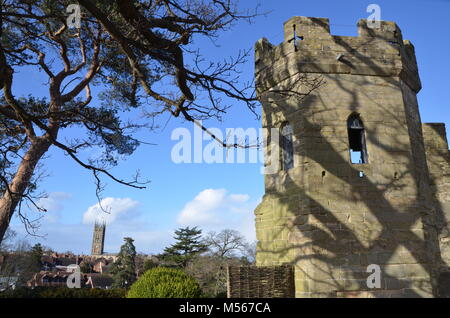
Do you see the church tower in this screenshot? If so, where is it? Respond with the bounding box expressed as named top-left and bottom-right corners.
top-left (91, 222), bottom-right (106, 255)
top-left (254, 17), bottom-right (450, 297)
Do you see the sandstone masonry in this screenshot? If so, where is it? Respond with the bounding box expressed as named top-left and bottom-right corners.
top-left (253, 17), bottom-right (450, 298)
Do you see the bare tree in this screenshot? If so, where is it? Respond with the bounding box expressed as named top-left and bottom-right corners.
top-left (200, 229), bottom-right (250, 296)
top-left (0, 237), bottom-right (32, 288)
top-left (205, 229), bottom-right (246, 258)
top-left (0, 227), bottom-right (15, 252)
top-left (241, 240), bottom-right (256, 264)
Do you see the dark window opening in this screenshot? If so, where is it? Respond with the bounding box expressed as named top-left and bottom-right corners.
top-left (281, 123), bottom-right (294, 171)
top-left (347, 114), bottom-right (368, 164)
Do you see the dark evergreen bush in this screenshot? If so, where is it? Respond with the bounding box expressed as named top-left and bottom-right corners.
top-left (0, 287), bottom-right (126, 298)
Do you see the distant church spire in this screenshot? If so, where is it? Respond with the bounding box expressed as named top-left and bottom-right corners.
top-left (91, 221), bottom-right (106, 255)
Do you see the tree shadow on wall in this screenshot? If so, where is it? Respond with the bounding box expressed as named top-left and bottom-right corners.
top-left (255, 32), bottom-right (448, 297)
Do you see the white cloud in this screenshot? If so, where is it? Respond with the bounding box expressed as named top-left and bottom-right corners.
top-left (82, 197), bottom-right (139, 225)
top-left (229, 194), bottom-right (250, 203)
top-left (37, 192), bottom-right (72, 223)
top-left (176, 188), bottom-right (258, 242)
top-left (177, 189), bottom-right (226, 225)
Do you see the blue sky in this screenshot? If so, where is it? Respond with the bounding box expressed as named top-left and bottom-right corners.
top-left (8, 0), bottom-right (450, 254)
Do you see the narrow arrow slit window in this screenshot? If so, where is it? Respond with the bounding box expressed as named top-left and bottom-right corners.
top-left (347, 114), bottom-right (368, 164)
top-left (281, 122), bottom-right (294, 170)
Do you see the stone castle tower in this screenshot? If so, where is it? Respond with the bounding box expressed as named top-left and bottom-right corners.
top-left (91, 222), bottom-right (106, 255)
top-left (254, 17), bottom-right (450, 297)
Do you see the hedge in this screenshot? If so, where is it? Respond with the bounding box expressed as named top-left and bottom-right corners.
top-left (0, 287), bottom-right (126, 298)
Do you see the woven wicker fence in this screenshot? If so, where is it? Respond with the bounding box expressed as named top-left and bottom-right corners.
top-left (227, 265), bottom-right (295, 298)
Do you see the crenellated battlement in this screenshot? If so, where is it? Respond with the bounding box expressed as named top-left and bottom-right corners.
top-left (283, 17), bottom-right (332, 41)
top-left (282, 16), bottom-right (404, 42)
top-left (255, 17), bottom-right (421, 95)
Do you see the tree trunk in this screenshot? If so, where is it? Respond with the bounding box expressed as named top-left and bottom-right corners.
top-left (0, 138), bottom-right (51, 243)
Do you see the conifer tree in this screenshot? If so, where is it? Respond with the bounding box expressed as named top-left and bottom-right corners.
top-left (110, 237), bottom-right (137, 288)
top-left (161, 227), bottom-right (208, 268)
top-left (28, 243), bottom-right (43, 273)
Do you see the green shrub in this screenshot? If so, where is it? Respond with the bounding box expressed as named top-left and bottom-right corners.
top-left (127, 267), bottom-right (202, 298)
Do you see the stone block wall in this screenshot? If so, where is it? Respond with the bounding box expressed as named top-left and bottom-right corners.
top-left (251, 16), bottom-right (448, 298)
top-left (423, 124), bottom-right (450, 267)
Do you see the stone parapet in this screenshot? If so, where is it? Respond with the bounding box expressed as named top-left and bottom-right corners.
top-left (255, 17), bottom-right (421, 95)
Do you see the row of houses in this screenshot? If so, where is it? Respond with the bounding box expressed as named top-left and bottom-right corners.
top-left (0, 252), bottom-right (118, 290)
top-left (30, 253), bottom-right (117, 288)
top-left (28, 271), bottom-right (114, 289)
top-left (41, 253), bottom-right (117, 273)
